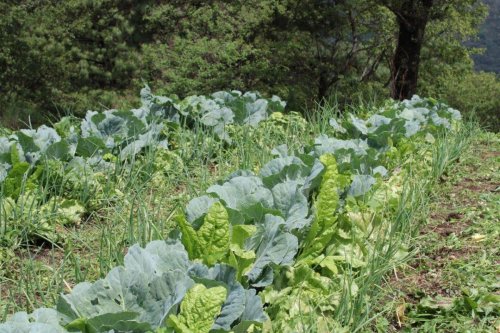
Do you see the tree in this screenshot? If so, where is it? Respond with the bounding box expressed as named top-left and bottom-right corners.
top-left (381, 0), bottom-right (487, 100)
top-left (141, 0), bottom-right (394, 108)
top-left (0, 0), bottom-right (153, 114)
top-left (0, 0), bottom-right (491, 121)
top-left (384, 0), bottom-right (433, 100)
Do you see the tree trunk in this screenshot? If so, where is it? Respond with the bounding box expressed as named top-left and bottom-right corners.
top-left (391, 0), bottom-right (433, 100)
top-left (318, 72), bottom-right (330, 104)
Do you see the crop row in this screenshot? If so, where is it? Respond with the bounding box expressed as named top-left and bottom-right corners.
top-left (0, 92), bottom-right (462, 332)
top-left (0, 88), bottom-right (286, 246)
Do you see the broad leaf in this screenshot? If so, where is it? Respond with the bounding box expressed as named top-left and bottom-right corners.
top-left (168, 284), bottom-right (227, 333)
top-left (246, 215), bottom-right (298, 286)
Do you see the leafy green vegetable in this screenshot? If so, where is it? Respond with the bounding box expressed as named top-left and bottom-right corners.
top-left (348, 175), bottom-right (377, 197)
top-left (207, 176), bottom-right (273, 221)
top-left (271, 180), bottom-right (310, 230)
top-left (301, 154), bottom-right (349, 260)
top-left (0, 308), bottom-right (67, 333)
top-left (188, 264), bottom-right (267, 330)
top-left (0, 91), bottom-right (465, 333)
top-left (178, 202), bottom-right (230, 265)
top-left (246, 215), bottom-right (299, 286)
top-left (168, 284), bottom-right (227, 333)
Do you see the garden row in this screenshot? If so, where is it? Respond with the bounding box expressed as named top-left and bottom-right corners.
top-left (0, 88), bottom-right (287, 246)
top-left (0, 91), bottom-right (463, 332)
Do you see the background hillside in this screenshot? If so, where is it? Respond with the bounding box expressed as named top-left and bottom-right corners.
top-left (472, 0), bottom-right (500, 73)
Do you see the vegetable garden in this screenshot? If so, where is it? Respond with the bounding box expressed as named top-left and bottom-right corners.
top-left (0, 88), bottom-right (478, 332)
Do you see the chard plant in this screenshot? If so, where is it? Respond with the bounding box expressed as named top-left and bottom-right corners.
top-left (0, 90), bottom-right (468, 332)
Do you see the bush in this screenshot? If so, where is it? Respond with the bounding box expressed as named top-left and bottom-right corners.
top-left (440, 71), bottom-right (500, 131)
top-left (0, 100), bottom-right (49, 130)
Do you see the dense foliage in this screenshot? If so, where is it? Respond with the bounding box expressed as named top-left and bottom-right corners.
top-left (1, 0), bottom-right (497, 129)
top-left (471, 0), bottom-right (500, 73)
top-left (0, 89), bottom-right (469, 332)
top-left (1, 1), bottom-right (498, 330)
top-left (0, 88), bottom-right (286, 245)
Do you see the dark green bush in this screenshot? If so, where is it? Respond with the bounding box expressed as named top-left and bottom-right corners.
top-left (440, 72), bottom-right (500, 131)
